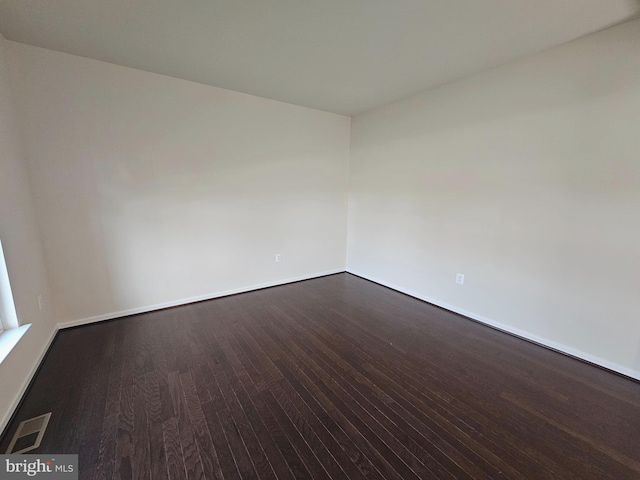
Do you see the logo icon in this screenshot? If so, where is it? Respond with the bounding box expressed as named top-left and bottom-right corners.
top-left (0, 455), bottom-right (77, 479)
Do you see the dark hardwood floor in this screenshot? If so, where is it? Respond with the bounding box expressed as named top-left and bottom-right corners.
top-left (2, 273), bottom-right (639, 479)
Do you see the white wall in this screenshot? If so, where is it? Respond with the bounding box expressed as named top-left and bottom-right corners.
top-left (348, 19), bottom-right (640, 378)
top-left (0, 34), bottom-right (55, 431)
top-left (5, 42), bottom-right (350, 326)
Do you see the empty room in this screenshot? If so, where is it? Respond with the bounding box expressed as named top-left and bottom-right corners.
top-left (1, 1), bottom-right (639, 479)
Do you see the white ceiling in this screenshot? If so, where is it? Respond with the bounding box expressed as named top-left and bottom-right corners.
top-left (0, 0), bottom-right (638, 116)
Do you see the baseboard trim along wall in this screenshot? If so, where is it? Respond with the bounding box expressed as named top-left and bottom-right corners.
top-left (347, 270), bottom-right (640, 382)
top-left (0, 327), bottom-right (58, 436)
top-left (57, 269), bottom-right (345, 330)
top-left (5, 267), bottom-right (636, 438)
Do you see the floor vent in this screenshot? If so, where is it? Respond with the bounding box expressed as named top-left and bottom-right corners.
top-left (5, 412), bottom-right (52, 454)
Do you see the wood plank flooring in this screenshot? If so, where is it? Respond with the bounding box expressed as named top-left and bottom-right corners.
top-left (2, 273), bottom-right (639, 479)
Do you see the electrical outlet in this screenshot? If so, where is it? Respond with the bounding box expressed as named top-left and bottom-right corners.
top-left (456, 273), bottom-right (464, 285)
top-left (37, 294), bottom-right (43, 310)
top-left (275, 253), bottom-right (281, 263)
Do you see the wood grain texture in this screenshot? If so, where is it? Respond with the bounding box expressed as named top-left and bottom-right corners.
top-left (1, 273), bottom-right (639, 479)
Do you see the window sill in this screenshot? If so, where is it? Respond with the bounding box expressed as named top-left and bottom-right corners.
top-left (0, 324), bottom-right (31, 365)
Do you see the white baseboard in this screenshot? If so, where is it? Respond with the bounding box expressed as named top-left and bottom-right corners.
top-left (0, 326), bottom-right (58, 435)
top-left (7, 268), bottom-right (633, 437)
top-left (58, 269), bottom-right (345, 330)
top-left (347, 269), bottom-right (640, 382)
